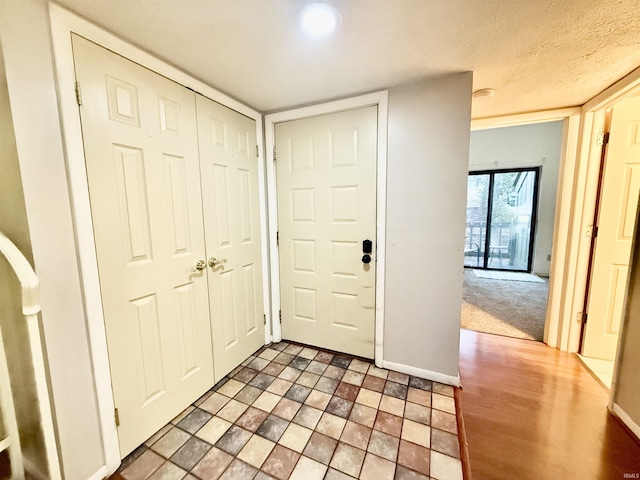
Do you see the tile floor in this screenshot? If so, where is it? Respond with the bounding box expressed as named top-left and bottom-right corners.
top-left (111, 342), bottom-right (463, 480)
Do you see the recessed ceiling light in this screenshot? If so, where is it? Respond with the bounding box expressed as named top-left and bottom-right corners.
top-left (298, 2), bottom-right (342, 38)
top-left (472, 88), bottom-right (497, 100)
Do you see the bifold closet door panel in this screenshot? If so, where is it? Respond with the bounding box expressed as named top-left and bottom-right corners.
top-left (72, 34), bottom-right (214, 457)
top-left (196, 94), bottom-right (265, 380)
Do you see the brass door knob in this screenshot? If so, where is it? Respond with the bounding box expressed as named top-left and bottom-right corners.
top-left (208, 257), bottom-right (228, 267)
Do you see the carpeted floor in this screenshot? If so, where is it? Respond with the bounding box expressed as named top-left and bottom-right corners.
top-left (461, 269), bottom-right (549, 341)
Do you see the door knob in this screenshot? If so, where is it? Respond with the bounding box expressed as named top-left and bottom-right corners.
top-left (208, 257), bottom-right (228, 267)
top-left (193, 259), bottom-right (206, 271)
top-left (362, 254), bottom-right (372, 264)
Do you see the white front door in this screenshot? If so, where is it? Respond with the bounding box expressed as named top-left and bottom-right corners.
top-left (73, 36), bottom-right (215, 456)
top-left (583, 96), bottom-right (640, 360)
top-left (196, 94), bottom-right (265, 379)
top-left (275, 106), bottom-right (377, 358)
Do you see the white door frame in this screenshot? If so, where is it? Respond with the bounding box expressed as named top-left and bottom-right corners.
top-left (470, 108), bottom-right (582, 351)
top-left (265, 92), bottom-right (389, 367)
top-left (49, 4), bottom-right (271, 474)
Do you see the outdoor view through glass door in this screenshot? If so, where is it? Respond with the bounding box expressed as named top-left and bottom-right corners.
top-left (464, 168), bottom-right (539, 271)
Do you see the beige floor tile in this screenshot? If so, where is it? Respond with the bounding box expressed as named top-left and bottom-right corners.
top-left (379, 395), bottom-right (405, 417)
top-left (278, 423), bottom-right (314, 453)
top-left (431, 409), bottom-right (458, 435)
top-left (299, 347), bottom-right (320, 359)
top-left (217, 379), bottom-right (245, 398)
top-left (147, 461), bottom-right (186, 480)
top-left (401, 419), bottom-right (431, 448)
top-left (355, 388), bottom-right (382, 409)
top-left (259, 348), bottom-right (280, 361)
top-left (388, 371), bottom-right (410, 385)
top-left (359, 452), bottom-right (396, 480)
top-left (339, 421), bottom-right (372, 450)
top-left (430, 450), bottom-right (463, 480)
top-left (348, 403), bottom-right (377, 428)
top-left (121, 450), bottom-right (164, 480)
top-left (367, 366), bottom-right (389, 379)
top-left (348, 359), bottom-right (371, 373)
top-left (297, 371), bottom-right (321, 388)
top-left (407, 388), bottom-right (431, 407)
top-left (217, 399), bottom-right (249, 423)
top-left (289, 455), bottom-right (327, 480)
top-left (237, 434), bottom-right (275, 468)
top-left (272, 397), bottom-right (302, 421)
top-left (367, 429), bottom-right (400, 462)
top-left (341, 370), bottom-right (365, 386)
top-left (199, 392), bottom-right (231, 415)
top-left (253, 391), bottom-right (281, 413)
top-left (267, 378), bottom-right (293, 396)
top-left (432, 383), bottom-right (455, 397)
top-left (329, 442), bottom-right (366, 478)
top-left (293, 405), bottom-right (324, 430)
top-left (195, 416), bottom-right (232, 445)
top-left (191, 447), bottom-right (233, 480)
top-left (150, 427), bottom-right (190, 458)
top-left (305, 390), bottom-right (332, 410)
top-left (404, 402), bottom-right (430, 425)
top-left (316, 412), bottom-right (347, 439)
top-left (432, 393), bottom-right (456, 414)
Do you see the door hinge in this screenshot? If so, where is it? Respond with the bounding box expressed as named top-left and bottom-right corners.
top-left (279, 310), bottom-right (282, 323)
top-left (273, 146), bottom-right (276, 161)
top-left (263, 314), bottom-right (266, 325)
top-left (582, 312), bottom-right (588, 325)
top-left (75, 81), bottom-right (82, 106)
top-left (276, 231), bottom-right (279, 245)
top-left (596, 132), bottom-right (610, 146)
top-left (256, 145), bottom-right (259, 158)
top-left (114, 408), bottom-right (120, 427)
top-left (586, 225), bottom-right (599, 238)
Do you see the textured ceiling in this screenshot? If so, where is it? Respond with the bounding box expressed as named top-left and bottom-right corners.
top-left (54, 0), bottom-right (640, 117)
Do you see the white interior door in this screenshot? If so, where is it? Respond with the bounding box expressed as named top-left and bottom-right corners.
top-left (583, 96), bottom-right (640, 360)
top-left (196, 95), bottom-right (265, 380)
top-left (72, 35), bottom-right (214, 457)
top-left (275, 106), bottom-right (377, 358)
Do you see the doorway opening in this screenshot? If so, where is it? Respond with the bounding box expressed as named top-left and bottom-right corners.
top-left (578, 93), bottom-right (640, 389)
top-left (461, 121), bottom-right (564, 342)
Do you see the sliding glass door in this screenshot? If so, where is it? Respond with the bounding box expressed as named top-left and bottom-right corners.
top-left (464, 168), bottom-right (540, 272)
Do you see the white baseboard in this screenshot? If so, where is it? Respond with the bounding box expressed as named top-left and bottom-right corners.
top-left (382, 360), bottom-right (461, 387)
top-left (612, 403), bottom-right (640, 440)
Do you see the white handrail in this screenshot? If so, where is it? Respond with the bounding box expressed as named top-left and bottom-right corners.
top-left (0, 232), bottom-right (61, 480)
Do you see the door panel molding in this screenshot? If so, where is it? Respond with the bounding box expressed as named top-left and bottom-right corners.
top-left (49, 6), bottom-right (269, 473)
top-left (265, 91), bottom-right (388, 367)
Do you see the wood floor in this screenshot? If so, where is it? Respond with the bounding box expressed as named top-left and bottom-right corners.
top-left (458, 329), bottom-right (640, 480)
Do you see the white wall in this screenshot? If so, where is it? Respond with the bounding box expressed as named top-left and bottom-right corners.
top-left (384, 73), bottom-right (473, 380)
top-left (0, 0), bottom-right (104, 478)
top-left (468, 121), bottom-right (564, 275)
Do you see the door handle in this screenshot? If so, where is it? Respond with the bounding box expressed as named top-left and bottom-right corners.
top-left (208, 257), bottom-right (228, 267)
top-left (193, 259), bottom-right (207, 271)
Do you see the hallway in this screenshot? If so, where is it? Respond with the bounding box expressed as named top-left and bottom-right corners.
top-left (458, 329), bottom-right (640, 479)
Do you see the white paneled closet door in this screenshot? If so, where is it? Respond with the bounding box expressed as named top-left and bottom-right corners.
top-left (196, 95), bottom-right (265, 380)
top-left (73, 35), bottom-right (216, 457)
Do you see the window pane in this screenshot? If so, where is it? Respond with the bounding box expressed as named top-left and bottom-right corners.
top-left (464, 174), bottom-right (489, 267)
top-left (488, 171), bottom-right (536, 270)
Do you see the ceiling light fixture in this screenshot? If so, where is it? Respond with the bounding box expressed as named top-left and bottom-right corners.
top-left (298, 2), bottom-right (342, 38)
top-left (472, 88), bottom-right (497, 100)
